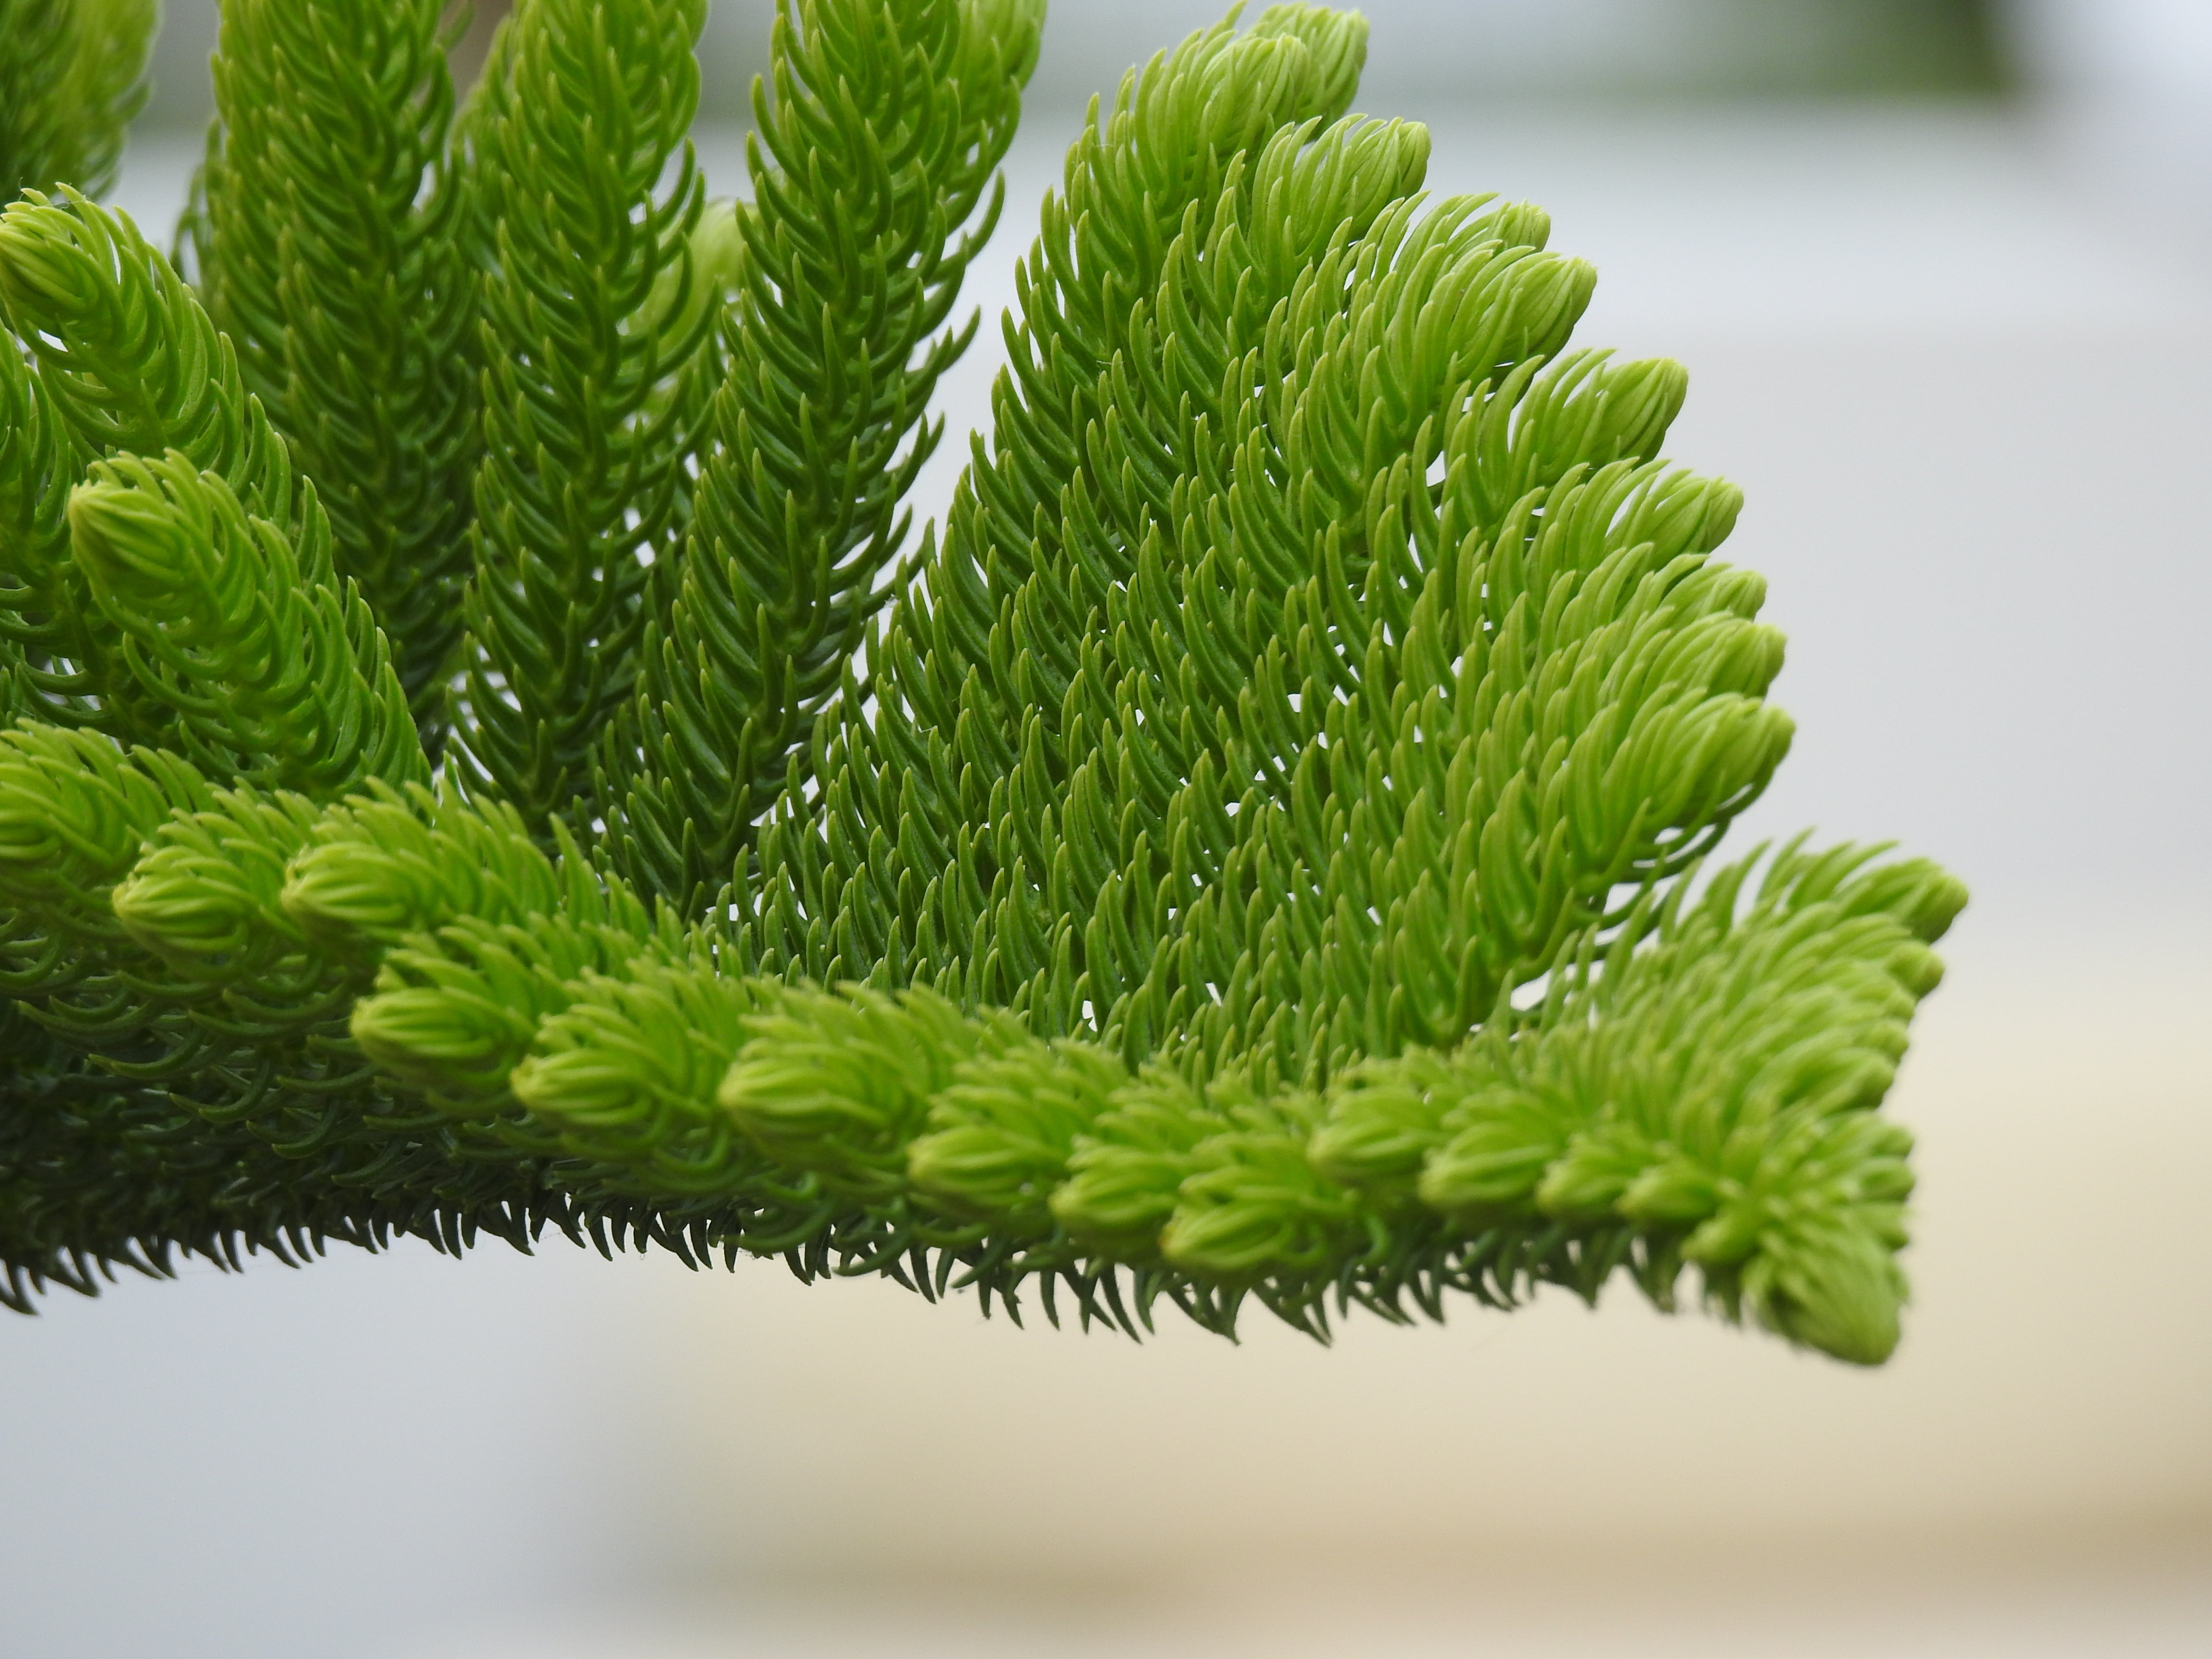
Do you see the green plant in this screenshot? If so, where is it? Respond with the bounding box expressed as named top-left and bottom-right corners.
top-left (0, 0), bottom-right (1962, 1365)
top-left (0, 0), bottom-right (156, 203)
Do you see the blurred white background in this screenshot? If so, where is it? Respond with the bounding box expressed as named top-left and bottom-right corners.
top-left (5, 2), bottom-right (2211, 1655)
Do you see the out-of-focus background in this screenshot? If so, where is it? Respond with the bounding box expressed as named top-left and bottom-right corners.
top-left (6, 2), bottom-right (2211, 1655)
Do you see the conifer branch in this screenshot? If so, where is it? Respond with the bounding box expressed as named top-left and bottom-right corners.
top-left (451, 0), bottom-right (714, 832)
top-left (0, 0), bottom-right (156, 203)
top-left (190, 0), bottom-right (479, 747)
top-left (592, 0), bottom-right (1044, 913)
top-left (0, 191), bottom-right (297, 740)
top-left (0, 0), bottom-right (1967, 1365)
top-left (65, 451), bottom-right (425, 795)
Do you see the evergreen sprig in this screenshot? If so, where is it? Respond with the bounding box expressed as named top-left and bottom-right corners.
top-left (186, 0), bottom-right (478, 745)
top-left (0, 0), bottom-right (156, 204)
top-left (0, 0), bottom-right (1964, 1365)
top-left (453, 0), bottom-right (715, 830)
top-left (593, 0), bottom-right (1045, 912)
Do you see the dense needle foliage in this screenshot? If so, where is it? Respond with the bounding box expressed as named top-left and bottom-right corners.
top-left (0, 0), bottom-right (1963, 1364)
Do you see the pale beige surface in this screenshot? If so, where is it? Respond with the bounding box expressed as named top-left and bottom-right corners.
top-left (421, 1538), bottom-right (2212, 1659)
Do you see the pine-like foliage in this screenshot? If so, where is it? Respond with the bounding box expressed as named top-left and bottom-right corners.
top-left (0, 0), bottom-right (156, 203)
top-left (184, 0), bottom-right (477, 746)
top-left (0, 0), bottom-right (1964, 1365)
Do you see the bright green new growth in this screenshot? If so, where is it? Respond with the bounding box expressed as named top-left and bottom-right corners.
top-left (0, 0), bottom-right (1964, 1365)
